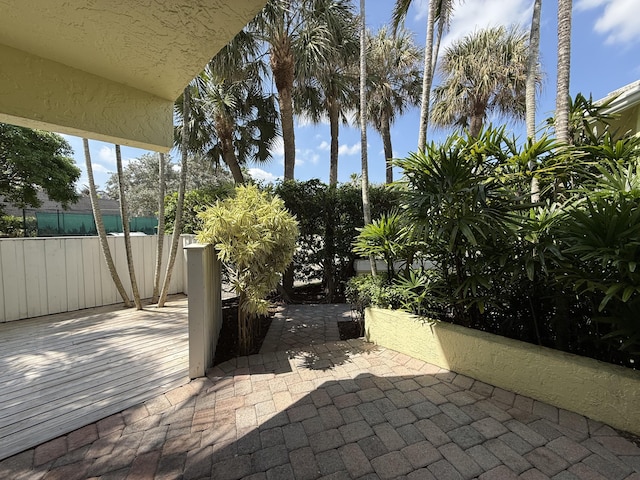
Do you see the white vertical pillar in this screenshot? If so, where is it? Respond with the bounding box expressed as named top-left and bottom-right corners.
top-left (185, 243), bottom-right (222, 378)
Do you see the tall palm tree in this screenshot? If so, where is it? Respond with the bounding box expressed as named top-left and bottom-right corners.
top-left (431, 26), bottom-right (534, 137)
top-left (294, 11), bottom-right (359, 186)
top-left (83, 138), bottom-right (131, 307)
top-left (152, 152), bottom-right (166, 304)
top-left (527, 0), bottom-right (543, 201)
top-left (555, 0), bottom-right (572, 143)
top-left (359, 0), bottom-right (376, 276)
top-left (158, 87), bottom-right (190, 308)
top-left (115, 144), bottom-right (142, 309)
top-left (252, 0), bottom-right (356, 180)
top-left (366, 26), bottom-right (422, 183)
top-left (393, 0), bottom-right (456, 151)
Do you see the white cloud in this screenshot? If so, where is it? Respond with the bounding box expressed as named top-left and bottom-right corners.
top-left (577, 0), bottom-right (640, 45)
top-left (248, 168), bottom-right (281, 183)
top-left (338, 143), bottom-right (361, 156)
top-left (318, 141), bottom-right (330, 151)
top-left (297, 148), bottom-right (320, 165)
top-left (92, 163), bottom-right (111, 174)
top-left (98, 145), bottom-right (116, 164)
top-left (414, 0), bottom-right (532, 50)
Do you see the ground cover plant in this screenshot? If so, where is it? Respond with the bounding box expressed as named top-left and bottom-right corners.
top-left (348, 118), bottom-right (640, 369)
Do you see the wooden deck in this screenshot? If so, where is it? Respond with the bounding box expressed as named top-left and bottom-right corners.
top-left (0, 296), bottom-right (189, 460)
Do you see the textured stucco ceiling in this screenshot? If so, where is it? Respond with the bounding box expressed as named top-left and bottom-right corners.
top-left (0, 0), bottom-right (267, 150)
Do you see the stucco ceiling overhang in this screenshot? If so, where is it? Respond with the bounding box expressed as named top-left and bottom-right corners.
top-left (0, 0), bottom-right (267, 151)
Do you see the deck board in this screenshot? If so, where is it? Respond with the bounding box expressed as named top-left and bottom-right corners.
top-left (0, 296), bottom-right (189, 460)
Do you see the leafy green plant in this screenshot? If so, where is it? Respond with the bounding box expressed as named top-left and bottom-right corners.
top-left (352, 211), bottom-right (416, 278)
top-left (165, 184), bottom-right (234, 234)
top-left (197, 185), bottom-right (298, 354)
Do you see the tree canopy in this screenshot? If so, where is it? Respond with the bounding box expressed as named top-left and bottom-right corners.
top-left (104, 153), bottom-right (232, 217)
top-left (0, 123), bottom-right (80, 214)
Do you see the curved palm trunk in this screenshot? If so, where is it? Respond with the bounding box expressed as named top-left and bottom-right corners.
top-left (380, 110), bottom-right (394, 184)
top-left (417, 0), bottom-right (438, 152)
top-left (152, 152), bottom-right (166, 303)
top-left (83, 138), bottom-right (131, 307)
top-left (217, 115), bottom-right (245, 184)
top-left (158, 88), bottom-right (190, 307)
top-left (527, 0), bottom-right (542, 202)
top-left (328, 99), bottom-right (340, 186)
top-left (556, 0), bottom-right (572, 144)
top-left (116, 144), bottom-right (142, 310)
top-left (360, 0), bottom-right (376, 276)
top-left (222, 141), bottom-right (245, 184)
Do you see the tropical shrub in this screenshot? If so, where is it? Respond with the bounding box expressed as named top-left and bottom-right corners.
top-left (274, 179), bottom-right (399, 300)
top-left (165, 183), bottom-right (234, 234)
top-left (349, 123), bottom-right (640, 368)
top-left (197, 185), bottom-right (298, 354)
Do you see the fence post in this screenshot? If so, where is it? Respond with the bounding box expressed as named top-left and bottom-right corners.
top-left (184, 243), bottom-right (222, 378)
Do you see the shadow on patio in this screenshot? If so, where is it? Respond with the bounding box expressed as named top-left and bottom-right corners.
top-left (2, 323), bottom-right (639, 479)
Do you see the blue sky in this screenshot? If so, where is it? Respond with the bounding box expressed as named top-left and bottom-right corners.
top-left (62, 0), bottom-right (640, 190)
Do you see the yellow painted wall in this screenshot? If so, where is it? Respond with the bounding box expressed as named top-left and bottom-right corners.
top-left (366, 307), bottom-right (640, 435)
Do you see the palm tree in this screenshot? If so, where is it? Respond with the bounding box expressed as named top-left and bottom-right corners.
top-left (115, 144), bottom-right (142, 309)
top-left (204, 30), bottom-right (279, 184)
top-left (203, 73), bottom-right (279, 184)
top-left (83, 138), bottom-right (132, 307)
top-left (252, 0), bottom-right (356, 180)
top-left (173, 30), bottom-right (279, 185)
top-left (431, 26), bottom-right (534, 137)
top-left (294, 11), bottom-right (359, 186)
top-left (527, 0), bottom-right (543, 201)
top-left (360, 0), bottom-right (376, 276)
top-left (152, 152), bottom-right (166, 304)
top-left (555, 0), bottom-right (572, 143)
top-left (158, 87), bottom-right (190, 308)
top-left (366, 26), bottom-right (422, 183)
top-left (393, 0), bottom-right (456, 151)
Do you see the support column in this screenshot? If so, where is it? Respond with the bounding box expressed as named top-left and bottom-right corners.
top-left (184, 243), bottom-right (222, 378)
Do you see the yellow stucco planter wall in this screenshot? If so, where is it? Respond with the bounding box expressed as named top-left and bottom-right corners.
top-left (365, 307), bottom-right (640, 436)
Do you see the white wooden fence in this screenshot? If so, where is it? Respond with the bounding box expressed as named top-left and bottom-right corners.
top-left (0, 235), bottom-right (194, 322)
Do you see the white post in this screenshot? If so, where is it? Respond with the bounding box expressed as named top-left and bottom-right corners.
top-left (184, 243), bottom-right (222, 378)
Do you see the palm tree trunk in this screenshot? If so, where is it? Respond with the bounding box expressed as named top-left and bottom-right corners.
top-left (360, 0), bottom-right (376, 276)
top-left (279, 84), bottom-right (296, 180)
top-left (329, 100), bottom-right (339, 186)
top-left (158, 87), bottom-right (190, 307)
top-left (381, 110), bottom-right (393, 184)
top-left (116, 144), bottom-right (142, 310)
top-left (555, 0), bottom-right (572, 144)
top-left (527, 0), bottom-right (542, 202)
top-left (417, 0), bottom-right (438, 152)
top-left (222, 143), bottom-right (245, 184)
top-left (152, 152), bottom-right (166, 303)
top-left (83, 138), bottom-right (132, 307)
top-left (469, 114), bottom-right (483, 138)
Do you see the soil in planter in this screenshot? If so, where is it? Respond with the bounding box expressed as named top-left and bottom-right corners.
top-left (337, 319), bottom-right (364, 340)
top-left (213, 298), bottom-right (274, 366)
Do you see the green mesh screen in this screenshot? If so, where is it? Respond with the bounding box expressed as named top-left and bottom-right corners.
top-left (35, 212), bottom-right (157, 236)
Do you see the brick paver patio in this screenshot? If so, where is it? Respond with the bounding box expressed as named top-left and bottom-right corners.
top-left (2, 303), bottom-right (639, 479)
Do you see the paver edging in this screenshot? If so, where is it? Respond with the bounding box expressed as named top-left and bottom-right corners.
top-left (365, 307), bottom-right (640, 436)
